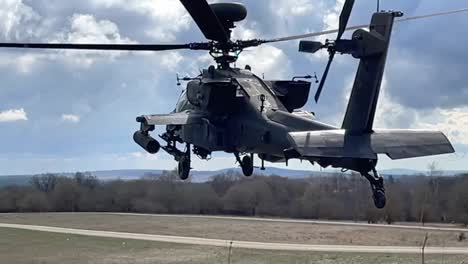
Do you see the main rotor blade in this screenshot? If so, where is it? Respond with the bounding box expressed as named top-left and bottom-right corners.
top-left (314, 51), bottom-right (335, 103)
top-left (179, 0), bottom-right (229, 42)
top-left (396, 8), bottom-right (468, 23)
top-left (337, 0), bottom-right (355, 40)
top-left (0, 43), bottom-right (198, 51)
top-left (263, 7), bottom-right (468, 43)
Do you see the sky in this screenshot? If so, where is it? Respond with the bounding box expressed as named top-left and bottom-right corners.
top-left (0, 0), bottom-right (467, 175)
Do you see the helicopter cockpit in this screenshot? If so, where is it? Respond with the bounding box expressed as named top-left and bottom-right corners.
top-left (175, 89), bottom-right (195, 113)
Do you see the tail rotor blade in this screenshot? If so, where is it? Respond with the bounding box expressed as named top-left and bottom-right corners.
top-left (315, 0), bottom-right (353, 103)
top-left (337, 0), bottom-right (355, 40)
top-left (315, 51), bottom-right (335, 102)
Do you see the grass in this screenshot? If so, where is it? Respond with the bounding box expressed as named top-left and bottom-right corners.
top-left (1, 227), bottom-right (466, 264)
top-left (0, 213), bottom-right (467, 247)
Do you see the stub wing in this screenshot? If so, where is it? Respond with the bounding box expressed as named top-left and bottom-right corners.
top-left (288, 129), bottom-right (454, 160)
top-left (137, 111), bottom-right (207, 126)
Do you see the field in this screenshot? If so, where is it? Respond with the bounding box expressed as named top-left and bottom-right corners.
top-left (0, 213), bottom-right (467, 247)
top-left (1, 227), bottom-right (467, 264)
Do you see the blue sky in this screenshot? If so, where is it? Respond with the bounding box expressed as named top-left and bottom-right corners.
top-left (0, 0), bottom-right (467, 175)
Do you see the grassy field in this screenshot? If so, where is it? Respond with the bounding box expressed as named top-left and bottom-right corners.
top-left (0, 213), bottom-right (467, 247)
top-left (1, 227), bottom-right (466, 264)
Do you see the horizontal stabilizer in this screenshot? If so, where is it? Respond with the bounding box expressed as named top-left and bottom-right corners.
top-left (288, 129), bottom-right (454, 160)
top-left (137, 111), bottom-right (206, 125)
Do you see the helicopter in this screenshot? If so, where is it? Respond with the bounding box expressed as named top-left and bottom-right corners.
top-left (1, 0), bottom-right (464, 208)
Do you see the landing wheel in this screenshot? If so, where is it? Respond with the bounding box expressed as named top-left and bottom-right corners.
top-left (178, 155), bottom-right (190, 180)
top-left (373, 188), bottom-right (386, 209)
top-left (177, 144), bottom-right (191, 180)
top-left (235, 153), bottom-right (254, 177)
top-left (241, 155), bottom-right (254, 177)
top-left (362, 167), bottom-right (386, 209)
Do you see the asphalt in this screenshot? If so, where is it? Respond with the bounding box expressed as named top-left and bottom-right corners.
top-left (1, 222), bottom-right (468, 254)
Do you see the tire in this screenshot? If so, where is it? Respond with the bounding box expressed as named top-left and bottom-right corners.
top-left (241, 155), bottom-right (253, 177)
top-left (178, 156), bottom-right (190, 180)
top-left (373, 189), bottom-right (386, 209)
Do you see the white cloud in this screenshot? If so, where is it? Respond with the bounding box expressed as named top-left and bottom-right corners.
top-left (237, 45), bottom-right (292, 79)
top-left (0, 11), bottom-right (138, 69)
top-left (273, 0), bottom-right (316, 17)
top-left (0, 108), bottom-right (28, 122)
top-left (89, 0), bottom-right (190, 41)
top-left (0, 0), bottom-right (42, 40)
top-left (374, 78), bottom-right (417, 129)
top-left (62, 114), bottom-right (80, 123)
top-left (66, 14), bottom-right (129, 43)
top-left (417, 107), bottom-right (468, 146)
top-left (373, 78), bottom-right (468, 146)
top-left (0, 52), bottom-right (48, 74)
top-left (159, 52), bottom-right (184, 71)
top-left (232, 24), bottom-right (258, 40)
top-left (302, 0), bottom-right (347, 61)
top-left (51, 14), bottom-right (136, 67)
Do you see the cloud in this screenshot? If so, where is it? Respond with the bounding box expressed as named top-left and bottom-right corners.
top-left (62, 114), bottom-right (80, 123)
top-left (88, 0), bottom-right (190, 41)
top-left (237, 45), bottom-right (292, 79)
top-left (373, 78), bottom-right (468, 147)
top-left (0, 108), bottom-right (28, 122)
top-left (0, 9), bottom-right (138, 69)
top-left (0, 0), bottom-right (42, 40)
top-left (273, 0), bottom-right (316, 17)
top-left (373, 78), bottom-right (418, 129)
top-left (159, 52), bottom-right (184, 71)
top-left (417, 107), bottom-right (468, 146)
top-left (51, 14), bottom-right (136, 67)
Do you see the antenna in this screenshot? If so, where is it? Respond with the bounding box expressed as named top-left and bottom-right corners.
top-left (377, 0), bottom-right (380, 12)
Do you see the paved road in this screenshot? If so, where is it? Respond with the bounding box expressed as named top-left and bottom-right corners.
top-left (1, 223), bottom-right (468, 254)
top-left (109, 213), bottom-right (468, 233)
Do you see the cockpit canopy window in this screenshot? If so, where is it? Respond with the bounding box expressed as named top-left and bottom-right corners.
top-left (237, 77), bottom-right (284, 111)
top-left (176, 89), bottom-right (194, 112)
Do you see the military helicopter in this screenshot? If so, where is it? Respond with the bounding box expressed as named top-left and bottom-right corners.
top-left (1, 0), bottom-right (465, 208)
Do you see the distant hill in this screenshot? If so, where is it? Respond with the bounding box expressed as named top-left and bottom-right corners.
top-left (0, 175), bottom-right (32, 187)
top-left (0, 167), bottom-right (465, 187)
top-left (84, 167), bottom-right (319, 182)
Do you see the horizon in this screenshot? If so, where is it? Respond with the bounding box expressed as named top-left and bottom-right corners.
top-left (1, 164), bottom-right (465, 177)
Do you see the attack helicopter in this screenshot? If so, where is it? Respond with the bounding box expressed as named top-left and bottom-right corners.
top-left (0, 0), bottom-right (464, 208)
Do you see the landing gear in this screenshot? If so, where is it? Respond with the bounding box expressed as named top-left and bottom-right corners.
top-left (235, 153), bottom-right (254, 177)
top-left (160, 130), bottom-right (192, 181)
top-left (177, 144), bottom-right (191, 180)
top-left (362, 167), bottom-right (386, 209)
top-left (178, 154), bottom-right (191, 180)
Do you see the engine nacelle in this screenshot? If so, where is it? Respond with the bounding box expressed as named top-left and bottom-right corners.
top-left (133, 131), bottom-right (160, 154)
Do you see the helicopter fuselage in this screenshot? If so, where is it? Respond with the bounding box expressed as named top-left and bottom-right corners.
top-left (170, 67), bottom-right (331, 162)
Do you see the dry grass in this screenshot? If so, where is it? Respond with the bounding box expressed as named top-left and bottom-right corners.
top-left (1, 227), bottom-right (466, 264)
top-left (0, 213), bottom-right (467, 247)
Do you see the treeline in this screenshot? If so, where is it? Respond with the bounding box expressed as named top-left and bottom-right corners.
top-left (1, 170), bottom-right (468, 225)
